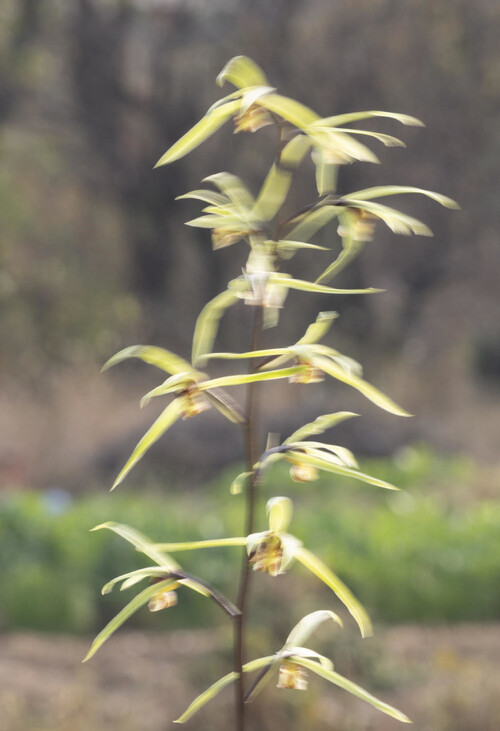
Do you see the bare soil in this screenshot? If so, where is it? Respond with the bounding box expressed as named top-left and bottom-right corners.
top-left (1, 624), bottom-right (499, 731)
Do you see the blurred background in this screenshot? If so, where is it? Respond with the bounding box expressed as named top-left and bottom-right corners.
top-left (1, 1), bottom-right (499, 729)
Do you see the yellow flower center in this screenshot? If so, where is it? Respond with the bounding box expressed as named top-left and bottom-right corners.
top-left (277, 660), bottom-right (308, 690)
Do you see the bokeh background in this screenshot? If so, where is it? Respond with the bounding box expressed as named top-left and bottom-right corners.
top-left (1, 1), bottom-right (499, 729)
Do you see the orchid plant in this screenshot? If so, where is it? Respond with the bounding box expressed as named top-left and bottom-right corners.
top-left (86, 56), bottom-right (457, 729)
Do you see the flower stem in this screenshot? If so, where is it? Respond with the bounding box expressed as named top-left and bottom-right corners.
top-left (234, 305), bottom-right (263, 731)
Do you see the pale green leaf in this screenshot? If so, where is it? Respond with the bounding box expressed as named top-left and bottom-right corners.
top-left (294, 546), bottom-right (372, 638)
top-left (314, 110), bottom-right (423, 128)
top-left (111, 398), bottom-right (184, 489)
top-left (153, 537), bottom-right (246, 551)
top-left (102, 345), bottom-right (194, 376)
top-left (155, 101), bottom-right (241, 166)
top-left (293, 656), bottom-right (411, 723)
top-left (346, 185), bottom-right (459, 209)
top-left (83, 579), bottom-right (177, 662)
top-left (192, 289), bottom-right (239, 366)
top-left (267, 496), bottom-right (293, 533)
top-left (216, 55), bottom-right (269, 89)
top-left (310, 352), bottom-right (411, 417)
top-left (284, 610), bottom-right (343, 649)
top-left (285, 412), bottom-right (358, 444)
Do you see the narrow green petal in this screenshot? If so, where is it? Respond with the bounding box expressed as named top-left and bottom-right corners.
top-left (285, 412), bottom-right (358, 444)
top-left (175, 656), bottom-right (275, 723)
top-left (291, 442), bottom-right (358, 468)
top-left (203, 172), bottom-right (255, 210)
top-left (155, 101), bottom-right (240, 166)
top-left (175, 671), bottom-right (238, 723)
top-left (287, 449), bottom-right (398, 490)
top-left (286, 206), bottom-right (341, 242)
top-left (280, 133), bottom-right (312, 168)
top-left (267, 496), bottom-right (293, 533)
top-left (111, 399), bottom-right (184, 489)
top-left (91, 522), bottom-right (180, 569)
top-left (153, 537), bottom-right (246, 551)
top-left (204, 347), bottom-right (288, 361)
top-left (344, 198), bottom-right (433, 236)
top-left (230, 471), bottom-right (253, 495)
top-left (198, 366), bottom-right (304, 390)
top-left (102, 345), bottom-right (194, 376)
top-left (259, 93), bottom-right (320, 129)
top-left (311, 353), bottom-right (411, 417)
top-left (275, 240), bottom-right (329, 259)
top-left (284, 610), bottom-right (343, 649)
top-left (284, 647), bottom-right (334, 670)
top-left (315, 209), bottom-right (365, 284)
top-left (205, 389), bottom-right (246, 424)
top-left (346, 185), bottom-right (459, 209)
top-left (292, 656), bottom-right (411, 723)
top-left (176, 189), bottom-right (228, 206)
top-left (216, 55), bottom-right (269, 89)
top-left (83, 579), bottom-right (177, 662)
top-left (252, 164), bottom-right (293, 221)
top-left (315, 110), bottom-right (423, 128)
top-left (294, 546), bottom-right (372, 637)
top-left (101, 567), bottom-right (169, 595)
top-left (314, 150), bottom-right (338, 195)
top-left (309, 129), bottom-right (379, 165)
top-left (297, 311), bottom-right (339, 346)
top-left (192, 289), bottom-right (239, 366)
top-left (273, 275), bottom-right (381, 296)
top-left (331, 128), bottom-right (405, 147)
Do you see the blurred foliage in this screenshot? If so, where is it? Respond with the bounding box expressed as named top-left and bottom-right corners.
top-left (1, 445), bottom-right (499, 633)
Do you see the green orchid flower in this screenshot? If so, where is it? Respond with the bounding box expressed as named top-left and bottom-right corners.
top-left (174, 610), bottom-right (410, 724)
top-left (153, 496), bottom-right (371, 638)
top-left (83, 523), bottom-right (240, 663)
top-left (155, 55), bottom-right (424, 197)
top-left (202, 311), bottom-right (410, 417)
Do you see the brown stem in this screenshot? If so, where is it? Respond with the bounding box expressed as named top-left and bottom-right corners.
top-left (233, 305), bottom-right (263, 731)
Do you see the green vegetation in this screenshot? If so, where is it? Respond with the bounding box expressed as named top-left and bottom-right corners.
top-left (1, 446), bottom-right (498, 633)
